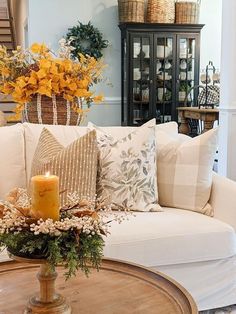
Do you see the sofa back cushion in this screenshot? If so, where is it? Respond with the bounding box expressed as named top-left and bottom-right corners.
top-left (23, 121), bottom-right (178, 183)
top-left (0, 124), bottom-right (26, 200)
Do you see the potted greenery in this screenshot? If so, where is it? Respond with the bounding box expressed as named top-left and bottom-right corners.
top-left (179, 82), bottom-right (190, 102)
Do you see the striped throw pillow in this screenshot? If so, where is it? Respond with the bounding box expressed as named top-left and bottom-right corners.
top-left (31, 128), bottom-right (98, 206)
top-left (157, 128), bottom-right (218, 216)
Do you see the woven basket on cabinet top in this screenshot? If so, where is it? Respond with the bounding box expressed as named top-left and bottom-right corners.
top-left (175, 1), bottom-right (201, 24)
top-left (118, 0), bottom-right (145, 23)
top-left (146, 0), bottom-right (175, 23)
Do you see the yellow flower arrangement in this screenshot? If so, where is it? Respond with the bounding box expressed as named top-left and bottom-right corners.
top-left (0, 41), bottom-right (104, 120)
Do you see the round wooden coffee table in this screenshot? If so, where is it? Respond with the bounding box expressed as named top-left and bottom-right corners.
top-left (0, 258), bottom-right (197, 314)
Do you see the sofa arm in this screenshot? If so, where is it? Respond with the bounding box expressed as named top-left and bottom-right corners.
top-left (210, 172), bottom-right (236, 230)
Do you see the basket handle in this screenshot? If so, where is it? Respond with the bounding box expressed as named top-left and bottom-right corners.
top-left (176, 0), bottom-right (201, 3)
top-left (183, 85), bottom-right (204, 107)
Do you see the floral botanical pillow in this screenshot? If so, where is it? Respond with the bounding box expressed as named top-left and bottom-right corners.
top-left (88, 119), bottom-right (162, 212)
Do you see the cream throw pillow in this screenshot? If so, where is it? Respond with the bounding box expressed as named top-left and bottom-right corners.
top-left (89, 119), bottom-right (162, 212)
top-left (157, 128), bottom-right (218, 216)
top-left (31, 128), bottom-right (98, 206)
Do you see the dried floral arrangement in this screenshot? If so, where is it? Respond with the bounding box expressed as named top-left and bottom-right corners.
top-left (0, 39), bottom-right (104, 120)
top-left (0, 189), bottom-right (127, 279)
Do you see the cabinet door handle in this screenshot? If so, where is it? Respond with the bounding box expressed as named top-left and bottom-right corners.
top-left (176, 79), bottom-right (180, 84)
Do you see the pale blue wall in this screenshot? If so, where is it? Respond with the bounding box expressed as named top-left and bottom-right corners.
top-left (28, 0), bottom-right (121, 126)
top-left (200, 0), bottom-right (222, 70)
top-left (27, 0), bottom-right (222, 126)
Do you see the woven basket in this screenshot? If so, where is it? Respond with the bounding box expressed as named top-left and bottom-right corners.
top-left (175, 1), bottom-right (200, 24)
top-left (118, 0), bottom-right (145, 23)
top-left (22, 94), bottom-right (83, 125)
top-left (146, 0), bottom-right (175, 23)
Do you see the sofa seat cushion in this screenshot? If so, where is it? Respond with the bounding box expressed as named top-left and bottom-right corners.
top-left (103, 208), bottom-right (236, 266)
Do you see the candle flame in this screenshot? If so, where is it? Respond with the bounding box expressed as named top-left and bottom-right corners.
top-left (45, 171), bottom-right (50, 177)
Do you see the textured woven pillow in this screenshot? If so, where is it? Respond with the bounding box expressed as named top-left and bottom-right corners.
top-left (157, 128), bottom-right (218, 216)
top-left (31, 128), bottom-right (98, 206)
top-left (89, 119), bottom-right (162, 212)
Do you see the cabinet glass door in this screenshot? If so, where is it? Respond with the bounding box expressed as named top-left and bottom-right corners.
top-left (131, 34), bottom-right (152, 125)
top-left (177, 36), bottom-right (199, 108)
top-left (154, 35), bottom-right (175, 124)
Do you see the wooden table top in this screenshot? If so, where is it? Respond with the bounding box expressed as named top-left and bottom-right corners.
top-left (177, 106), bottom-right (219, 113)
top-left (0, 258), bottom-right (198, 314)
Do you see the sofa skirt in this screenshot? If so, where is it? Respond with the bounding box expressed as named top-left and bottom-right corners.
top-left (155, 256), bottom-right (236, 311)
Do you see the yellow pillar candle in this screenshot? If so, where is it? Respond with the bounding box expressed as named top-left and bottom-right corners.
top-left (31, 173), bottom-right (60, 221)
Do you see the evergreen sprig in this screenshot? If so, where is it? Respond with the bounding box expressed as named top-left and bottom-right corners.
top-left (0, 230), bottom-right (104, 280)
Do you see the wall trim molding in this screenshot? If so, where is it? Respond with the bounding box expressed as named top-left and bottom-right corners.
top-left (219, 107), bottom-right (236, 112)
top-left (218, 109), bottom-right (236, 180)
top-left (103, 97), bottom-right (121, 105)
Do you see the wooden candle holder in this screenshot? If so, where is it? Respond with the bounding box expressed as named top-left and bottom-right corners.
top-left (12, 255), bottom-right (71, 314)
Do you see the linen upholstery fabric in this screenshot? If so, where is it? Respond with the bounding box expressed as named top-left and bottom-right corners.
top-left (157, 128), bottom-right (218, 215)
top-left (89, 119), bottom-right (162, 212)
top-left (0, 124), bottom-right (26, 200)
top-left (157, 256), bottom-right (236, 311)
top-left (210, 173), bottom-right (236, 231)
top-left (104, 208), bottom-right (236, 266)
top-left (93, 121), bottom-right (179, 140)
top-left (31, 128), bottom-right (98, 206)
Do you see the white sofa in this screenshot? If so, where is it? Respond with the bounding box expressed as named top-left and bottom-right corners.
top-left (1, 122), bottom-right (236, 311)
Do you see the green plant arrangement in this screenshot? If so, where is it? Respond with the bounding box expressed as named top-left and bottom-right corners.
top-left (0, 188), bottom-right (119, 279)
top-left (66, 21), bottom-right (109, 60)
top-left (179, 82), bottom-right (191, 92)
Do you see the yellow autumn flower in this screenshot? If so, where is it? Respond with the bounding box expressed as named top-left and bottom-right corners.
top-left (1, 66), bottom-right (10, 77)
top-left (0, 82), bottom-right (13, 94)
top-left (28, 76), bottom-right (37, 85)
top-left (39, 59), bottom-right (52, 69)
top-left (36, 69), bottom-right (47, 79)
top-left (30, 43), bottom-right (48, 55)
top-left (68, 82), bottom-right (77, 91)
top-left (93, 95), bottom-right (104, 103)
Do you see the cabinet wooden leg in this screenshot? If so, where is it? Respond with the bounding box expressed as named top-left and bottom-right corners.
top-left (179, 117), bottom-right (190, 135)
top-left (203, 121), bottom-right (214, 133)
